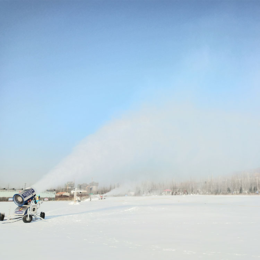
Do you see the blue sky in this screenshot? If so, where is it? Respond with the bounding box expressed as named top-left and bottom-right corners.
top-left (0, 0), bottom-right (260, 186)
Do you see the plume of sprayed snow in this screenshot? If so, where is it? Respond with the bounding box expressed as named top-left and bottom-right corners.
top-left (105, 182), bottom-right (136, 196)
top-left (33, 102), bottom-right (260, 192)
top-left (105, 181), bottom-right (165, 196)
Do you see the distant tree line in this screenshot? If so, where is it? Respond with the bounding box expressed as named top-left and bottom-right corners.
top-left (45, 170), bottom-right (260, 196)
top-left (133, 171), bottom-right (260, 195)
top-left (94, 170), bottom-right (260, 196)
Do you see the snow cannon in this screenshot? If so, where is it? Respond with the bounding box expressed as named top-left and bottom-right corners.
top-left (13, 188), bottom-right (36, 206)
top-left (0, 188), bottom-right (45, 224)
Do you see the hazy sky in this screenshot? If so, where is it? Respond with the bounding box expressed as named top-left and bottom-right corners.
top-left (1, 0), bottom-right (260, 187)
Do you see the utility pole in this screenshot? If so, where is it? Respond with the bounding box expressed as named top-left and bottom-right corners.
top-left (90, 187), bottom-right (92, 201)
top-left (74, 187), bottom-right (77, 204)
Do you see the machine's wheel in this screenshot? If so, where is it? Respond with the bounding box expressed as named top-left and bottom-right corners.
top-left (0, 213), bottom-right (5, 221)
top-left (23, 214), bottom-right (33, 223)
top-left (40, 212), bottom-right (45, 219)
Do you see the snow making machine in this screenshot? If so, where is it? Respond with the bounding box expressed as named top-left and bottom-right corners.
top-left (0, 188), bottom-right (46, 224)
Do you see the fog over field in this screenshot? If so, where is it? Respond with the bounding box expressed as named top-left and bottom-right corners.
top-left (34, 102), bottom-right (260, 192)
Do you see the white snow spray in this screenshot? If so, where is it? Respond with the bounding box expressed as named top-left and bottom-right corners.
top-left (33, 102), bottom-right (260, 192)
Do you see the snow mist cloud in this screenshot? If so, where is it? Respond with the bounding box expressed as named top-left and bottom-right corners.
top-left (33, 102), bottom-right (260, 192)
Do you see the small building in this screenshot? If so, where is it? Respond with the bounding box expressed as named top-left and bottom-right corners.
top-left (56, 192), bottom-right (70, 197)
top-left (163, 189), bottom-right (172, 195)
top-left (39, 190), bottom-right (56, 200)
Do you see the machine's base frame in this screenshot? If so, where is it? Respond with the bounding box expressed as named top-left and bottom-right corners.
top-left (1, 201), bottom-right (46, 224)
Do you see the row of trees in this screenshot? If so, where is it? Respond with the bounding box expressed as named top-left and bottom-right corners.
top-left (136, 171), bottom-right (260, 195)
top-left (48, 170), bottom-right (260, 196)
top-left (95, 170), bottom-right (260, 196)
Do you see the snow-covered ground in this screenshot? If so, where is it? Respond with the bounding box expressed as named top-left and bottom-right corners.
top-left (0, 195), bottom-right (259, 260)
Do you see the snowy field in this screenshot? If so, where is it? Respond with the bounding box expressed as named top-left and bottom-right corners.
top-left (0, 195), bottom-right (259, 260)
